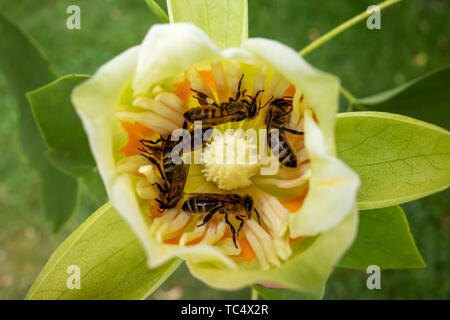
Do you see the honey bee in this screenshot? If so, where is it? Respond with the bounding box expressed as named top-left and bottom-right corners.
top-left (183, 75), bottom-right (269, 127)
top-left (139, 134), bottom-right (189, 211)
top-left (265, 96), bottom-right (304, 168)
top-left (182, 193), bottom-right (261, 248)
top-left (139, 127), bottom-right (214, 211)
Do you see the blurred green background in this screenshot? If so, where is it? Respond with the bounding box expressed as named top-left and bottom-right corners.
top-left (0, 0), bottom-right (448, 299)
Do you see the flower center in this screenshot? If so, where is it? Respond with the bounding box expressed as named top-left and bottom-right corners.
top-left (202, 130), bottom-right (260, 191)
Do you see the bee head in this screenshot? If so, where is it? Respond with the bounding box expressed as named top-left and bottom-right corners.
top-left (244, 101), bottom-right (257, 118)
top-left (243, 195), bottom-right (253, 215)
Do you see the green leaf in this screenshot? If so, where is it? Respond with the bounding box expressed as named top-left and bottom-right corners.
top-left (80, 169), bottom-right (108, 206)
top-left (41, 166), bottom-right (81, 231)
top-left (145, 0), bottom-right (169, 23)
top-left (28, 74), bottom-right (95, 178)
top-left (356, 65), bottom-right (450, 131)
top-left (252, 284), bottom-right (325, 300)
top-left (27, 75), bottom-right (107, 205)
top-left (167, 0), bottom-right (248, 49)
top-left (0, 13), bottom-right (79, 231)
top-left (339, 206), bottom-right (425, 269)
top-left (26, 203), bottom-right (182, 300)
top-left (336, 112), bottom-right (450, 209)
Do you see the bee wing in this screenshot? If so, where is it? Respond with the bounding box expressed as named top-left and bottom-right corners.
top-left (167, 163), bottom-right (189, 201)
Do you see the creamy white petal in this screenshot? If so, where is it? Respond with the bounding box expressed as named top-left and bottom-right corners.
top-left (288, 110), bottom-right (360, 237)
top-left (73, 46), bottom-right (140, 195)
top-left (133, 23), bottom-right (221, 95)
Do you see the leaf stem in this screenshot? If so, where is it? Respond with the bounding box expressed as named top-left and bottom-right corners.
top-left (340, 86), bottom-right (358, 105)
top-left (144, 0), bottom-right (170, 23)
top-left (251, 288), bottom-right (259, 300)
top-left (299, 0), bottom-right (402, 56)
top-left (340, 86), bottom-right (367, 111)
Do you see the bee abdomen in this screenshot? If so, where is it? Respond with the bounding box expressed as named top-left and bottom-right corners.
top-left (269, 131), bottom-right (297, 168)
top-left (182, 199), bottom-right (219, 213)
top-left (184, 107), bottom-right (223, 121)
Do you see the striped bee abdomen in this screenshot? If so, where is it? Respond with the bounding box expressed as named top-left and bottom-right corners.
top-left (182, 198), bottom-right (221, 213)
top-left (269, 130), bottom-right (297, 168)
top-left (184, 104), bottom-right (249, 126)
top-left (184, 106), bottom-right (223, 121)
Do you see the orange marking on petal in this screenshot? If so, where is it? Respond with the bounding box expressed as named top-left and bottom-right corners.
top-left (149, 202), bottom-right (166, 219)
top-left (312, 112), bottom-right (319, 124)
top-left (290, 236), bottom-right (302, 244)
top-left (164, 237), bottom-right (181, 245)
top-left (282, 187), bottom-right (308, 213)
top-left (298, 159), bottom-right (311, 167)
top-left (174, 76), bottom-right (192, 106)
top-left (197, 69), bottom-right (217, 94)
top-left (230, 236), bottom-right (257, 262)
top-left (119, 121), bottom-right (157, 156)
top-left (186, 234), bottom-right (205, 246)
top-left (292, 134), bottom-right (304, 146)
top-left (163, 227), bottom-right (187, 245)
top-left (284, 84), bottom-right (296, 97)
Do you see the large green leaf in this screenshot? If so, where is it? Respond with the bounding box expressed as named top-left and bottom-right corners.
top-left (26, 203), bottom-right (182, 300)
top-left (356, 66), bottom-right (450, 131)
top-left (339, 206), bottom-right (425, 269)
top-left (28, 74), bottom-right (107, 204)
top-left (167, 0), bottom-right (248, 49)
top-left (252, 284), bottom-right (325, 300)
top-left (336, 112), bottom-right (450, 209)
top-left (0, 13), bottom-right (79, 231)
top-left (79, 169), bottom-right (108, 206)
top-left (28, 74), bottom-right (95, 177)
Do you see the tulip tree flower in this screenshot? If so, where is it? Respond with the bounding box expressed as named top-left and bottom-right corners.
top-left (20, 0), bottom-right (446, 301)
top-left (72, 22), bottom-right (360, 292)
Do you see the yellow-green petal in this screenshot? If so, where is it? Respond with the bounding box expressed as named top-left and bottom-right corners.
top-left (167, 0), bottom-right (248, 49)
top-left (133, 23), bottom-right (221, 95)
top-left (188, 208), bottom-right (358, 292)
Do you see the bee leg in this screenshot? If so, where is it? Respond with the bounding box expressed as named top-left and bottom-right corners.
top-left (141, 138), bottom-right (162, 145)
top-left (253, 90), bottom-right (264, 100)
top-left (225, 213), bottom-right (238, 249)
top-left (155, 199), bottom-right (167, 212)
top-left (258, 94), bottom-right (273, 114)
top-left (281, 126), bottom-right (304, 135)
top-left (235, 216), bottom-right (245, 235)
top-left (274, 110), bottom-right (292, 119)
top-left (143, 155), bottom-right (167, 181)
top-left (253, 208), bottom-right (262, 225)
top-left (197, 213), bottom-right (214, 227)
top-left (232, 74), bottom-right (245, 102)
top-left (266, 109), bottom-right (274, 139)
top-left (197, 205), bottom-right (224, 227)
top-left (152, 183), bottom-right (168, 193)
top-left (231, 89), bottom-right (248, 103)
top-left (191, 89), bottom-right (210, 106)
